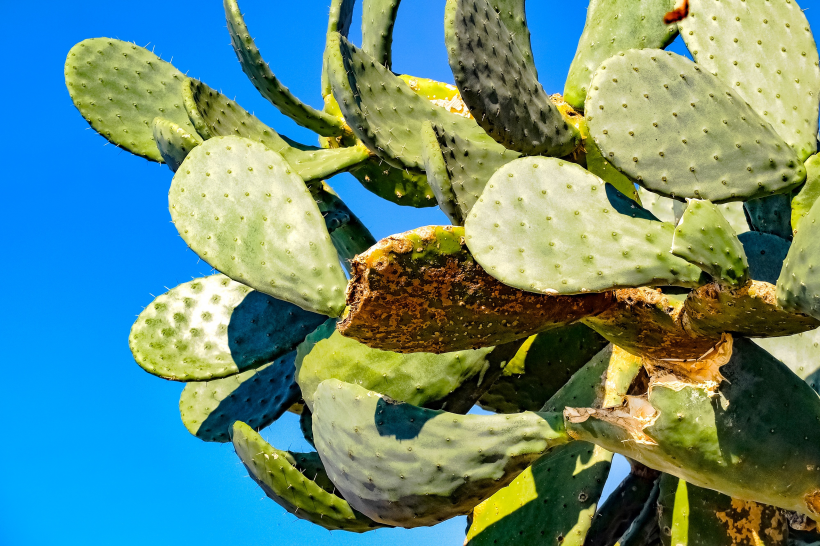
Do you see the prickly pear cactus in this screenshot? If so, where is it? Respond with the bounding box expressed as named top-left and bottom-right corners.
top-left (67, 0), bottom-right (820, 542)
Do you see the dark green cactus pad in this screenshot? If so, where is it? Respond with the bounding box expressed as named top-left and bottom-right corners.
top-left (586, 469), bottom-right (660, 546)
top-left (586, 50), bottom-right (807, 203)
top-left (152, 117), bottom-right (202, 172)
top-left (487, 0), bottom-right (535, 74)
top-left (755, 329), bottom-right (820, 395)
top-left (777, 194), bottom-right (820, 320)
top-left (792, 154), bottom-right (820, 235)
top-left (182, 79), bottom-right (369, 182)
top-left (444, 0), bottom-right (580, 156)
top-left (326, 33), bottom-right (489, 170)
top-left (566, 338), bottom-right (820, 516)
top-left (739, 231), bottom-right (790, 285)
top-left (224, 0), bottom-right (347, 137)
top-left (231, 421), bottom-right (387, 532)
top-left (310, 182), bottom-right (376, 267)
top-left (657, 474), bottom-right (789, 546)
top-left (296, 326), bottom-right (493, 412)
top-left (465, 157), bottom-right (705, 295)
top-left (312, 379), bottom-right (569, 527)
top-left (361, 0), bottom-right (402, 69)
top-left (671, 199), bottom-right (749, 287)
top-left (563, 0), bottom-right (679, 110)
top-left (169, 136), bottom-right (348, 316)
top-left (432, 123), bottom-right (521, 219)
top-left (348, 158), bottom-right (437, 208)
top-left (129, 275), bottom-right (325, 381)
top-left (478, 324), bottom-right (608, 413)
top-left (680, 0), bottom-right (820, 162)
top-left (65, 38), bottom-right (194, 162)
top-left (420, 122), bottom-right (462, 224)
top-left (465, 443), bottom-right (612, 546)
top-left (745, 193), bottom-right (794, 241)
top-left (179, 351), bottom-right (300, 442)
top-left (614, 478), bottom-right (661, 546)
top-left (299, 405), bottom-right (315, 448)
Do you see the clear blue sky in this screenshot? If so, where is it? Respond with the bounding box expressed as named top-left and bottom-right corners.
top-left (1, 1), bottom-right (817, 545)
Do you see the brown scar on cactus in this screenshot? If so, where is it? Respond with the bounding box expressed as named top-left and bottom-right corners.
top-left (566, 334), bottom-right (734, 446)
top-left (339, 226), bottom-right (614, 353)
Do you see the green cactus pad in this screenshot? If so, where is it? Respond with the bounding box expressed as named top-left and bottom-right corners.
top-left (671, 199), bottom-right (750, 287)
top-left (310, 182), bottom-right (376, 267)
top-left (614, 478), bottom-right (661, 546)
top-left (792, 155), bottom-right (820, 235)
top-left (321, 0), bottom-right (356, 97)
top-left (565, 338), bottom-right (820, 516)
top-left (563, 0), bottom-right (679, 110)
top-left (361, 0), bottom-right (402, 69)
top-left (312, 379), bottom-right (570, 527)
top-left (754, 329), bottom-right (820, 395)
top-left (348, 158), bottom-right (437, 208)
top-left (467, 341), bottom-right (623, 546)
top-left (299, 406), bottom-right (315, 448)
top-left (169, 137), bottom-right (348, 316)
top-left (129, 275), bottom-right (325, 381)
top-left (420, 122), bottom-right (462, 225)
top-left (465, 157), bottom-right (705, 295)
top-left (680, 0), bottom-right (820, 162)
top-left (745, 193), bottom-right (794, 241)
top-left (586, 50), bottom-right (807, 203)
top-left (326, 33), bottom-right (489, 170)
top-left (487, 0), bottom-right (535, 74)
top-left (65, 38), bottom-right (194, 162)
top-left (657, 475), bottom-right (789, 546)
top-left (777, 195), bottom-right (820, 320)
top-left (586, 469), bottom-right (660, 546)
top-left (179, 351), bottom-right (300, 442)
top-left (638, 187), bottom-right (749, 234)
top-left (152, 117), bottom-right (202, 172)
top-left (296, 327), bottom-right (493, 412)
top-left (585, 138), bottom-right (642, 204)
top-left (478, 324), bottom-right (608, 413)
top-left (182, 79), bottom-right (369, 182)
top-left (739, 232), bottom-right (791, 285)
top-left (432, 123), bottom-right (521, 219)
top-left (444, 0), bottom-right (580, 156)
top-left (466, 444), bottom-right (612, 546)
top-left (231, 421), bottom-right (386, 532)
top-left (224, 0), bottom-right (347, 137)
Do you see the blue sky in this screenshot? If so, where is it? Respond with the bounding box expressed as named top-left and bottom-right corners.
top-left (1, 1), bottom-right (817, 545)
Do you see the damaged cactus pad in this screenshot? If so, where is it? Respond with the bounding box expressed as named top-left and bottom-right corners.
top-left (67, 0), bottom-right (820, 542)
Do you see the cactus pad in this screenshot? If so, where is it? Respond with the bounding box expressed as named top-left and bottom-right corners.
top-left (465, 157), bottom-right (705, 295)
top-left (310, 182), bottom-right (376, 267)
top-left (169, 137), bottom-right (348, 316)
top-left (326, 33), bottom-right (489, 170)
top-left (420, 122), bottom-right (461, 224)
top-left (312, 379), bottom-right (569, 527)
top-left (777, 196), bottom-right (820, 320)
top-left (297, 326), bottom-right (494, 412)
top-left (671, 199), bottom-right (749, 287)
top-left (444, 0), bottom-right (580, 156)
top-left (754, 329), bottom-right (820, 395)
top-left (657, 475), bottom-right (789, 546)
top-left (680, 0), bottom-right (820, 162)
top-left (65, 38), bottom-right (194, 162)
top-left (739, 231), bottom-right (791, 285)
top-left (179, 351), bottom-right (299, 442)
top-left (129, 275), bottom-right (325, 381)
top-left (744, 193), bottom-right (794, 241)
top-left (361, 0), bottom-right (402, 69)
top-left (586, 50), bottom-right (806, 202)
top-left (183, 79), bottom-right (368, 182)
top-left (564, 0), bottom-right (679, 110)
top-left (232, 421), bottom-right (386, 532)
top-left (792, 154), bottom-right (820, 235)
top-left (152, 117), bottom-right (202, 172)
top-left (224, 0), bottom-right (346, 137)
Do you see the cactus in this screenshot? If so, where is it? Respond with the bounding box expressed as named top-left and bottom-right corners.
top-left (67, 0), bottom-right (820, 542)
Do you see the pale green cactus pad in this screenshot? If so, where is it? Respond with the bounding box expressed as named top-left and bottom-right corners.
top-left (586, 50), bottom-right (806, 202)
top-left (792, 155), bottom-right (820, 234)
top-left (465, 157), bottom-right (705, 295)
top-left (169, 137), bottom-right (348, 316)
top-left (420, 121), bottom-right (462, 225)
top-left (179, 351), bottom-right (300, 442)
top-left (65, 38), bottom-right (194, 162)
top-left (129, 275), bottom-right (324, 381)
top-left (152, 117), bottom-right (202, 172)
top-left (680, 0), bottom-right (820, 162)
